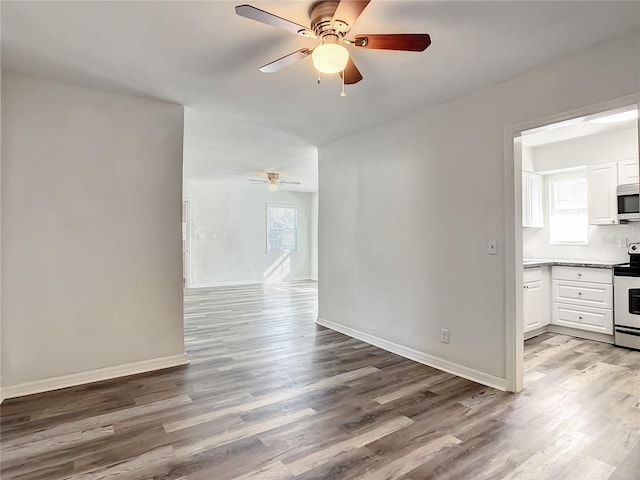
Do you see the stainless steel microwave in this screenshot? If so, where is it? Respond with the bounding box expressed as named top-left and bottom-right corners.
top-left (618, 183), bottom-right (640, 221)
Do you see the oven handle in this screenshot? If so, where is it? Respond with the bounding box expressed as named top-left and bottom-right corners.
top-left (615, 327), bottom-right (640, 337)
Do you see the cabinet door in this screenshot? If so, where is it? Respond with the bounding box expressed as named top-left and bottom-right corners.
top-left (587, 163), bottom-right (618, 225)
top-left (522, 171), bottom-right (543, 228)
top-left (524, 280), bottom-right (543, 332)
top-left (528, 173), bottom-right (543, 227)
top-left (618, 159), bottom-right (639, 185)
top-left (552, 280), bottom-right (613, 309)
top-left (522, 172), bottom-right (530, 226)
top-left (552, 303), bottom-right (613, 334)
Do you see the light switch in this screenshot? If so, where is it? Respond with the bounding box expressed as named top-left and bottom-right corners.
top-left (196, 233), bottom-right (205, 239)
top-left (488, 240), bottom-right (498, 255)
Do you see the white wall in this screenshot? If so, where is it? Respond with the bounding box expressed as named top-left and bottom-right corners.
top-left (524, 220), bottom-right (640, 263)
top-left (524, 174), bottom-right (640, 262)
top-left (318, 31), bottom-right (640, 386)
top-left (1, 73), bottom-right (186, 395)
top-left (532, 128), bottom-right (638, 172)
top-left (184, 180), bottom-right (314, 287)
top-left (524, 128), bottom-right (640, 262)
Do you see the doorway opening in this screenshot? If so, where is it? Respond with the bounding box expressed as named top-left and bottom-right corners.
top-left (182, 199), bottom-right (191, 288)
top-left (506, 97), bottom-right (640, 392)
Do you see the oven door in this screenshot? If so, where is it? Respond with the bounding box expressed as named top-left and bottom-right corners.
top-left (614, 326), bottom-right (640, 350)
top-left (614, 275), bottom-right (640, 328)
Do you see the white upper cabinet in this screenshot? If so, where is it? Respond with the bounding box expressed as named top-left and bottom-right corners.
top-left (617, 159), bottom-right (639, 185)
top-left (587, 162), bottom-right (618, 225)
top-left (522, 171), bottom-right (543, 228)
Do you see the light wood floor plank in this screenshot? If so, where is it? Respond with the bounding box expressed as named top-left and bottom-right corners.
top-left (1, 281), bottom-right (639, 480)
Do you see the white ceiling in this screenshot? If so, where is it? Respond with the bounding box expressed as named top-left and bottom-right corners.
top-left (3, 1), bottom-right (639, 192)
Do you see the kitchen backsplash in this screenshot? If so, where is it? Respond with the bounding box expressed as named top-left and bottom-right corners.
top-left (523, 223), bottom-right (640, 262)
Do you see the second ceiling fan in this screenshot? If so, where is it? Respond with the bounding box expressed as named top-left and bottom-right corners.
top-left (235, 0), bottom-right (431, 85)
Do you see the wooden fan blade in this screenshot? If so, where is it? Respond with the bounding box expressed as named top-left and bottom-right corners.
top-left (249, 179), bottom-right (268, 184)
top-left (235, 5), bottom-right (311, 35)
top-left (259, 48), bottom-right (313, 73)
top-left (353, 34), bottom-right (431, 51)
top-left (340, 57), bottom-right (363, 85)
top-left (332, 1), bottom-right (371, 28)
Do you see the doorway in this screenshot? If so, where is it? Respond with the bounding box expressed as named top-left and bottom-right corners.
top-left (505, 95), bottom-right (640, 392)
top-left (182, 199), bottom-right (191, 288)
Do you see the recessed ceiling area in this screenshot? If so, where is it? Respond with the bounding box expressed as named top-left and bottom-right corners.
top-left (521, 106), bottom-right (639, 147)
top-left (2, 1), bottom-right (639, 191)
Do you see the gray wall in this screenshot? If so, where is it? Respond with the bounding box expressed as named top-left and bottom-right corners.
top-left (1, 73), bottom-right (186, 393)
top-left (318, 32), bottom-right (640, 385)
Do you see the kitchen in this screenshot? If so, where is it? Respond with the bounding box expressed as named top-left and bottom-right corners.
top-left (520, 105), bottom-right (640, 354)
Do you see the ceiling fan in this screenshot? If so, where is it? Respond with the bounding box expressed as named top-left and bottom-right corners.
top-left (249, 172), bottom-right (302, 191)
top-left (235, 0), bottom-right (431, 87)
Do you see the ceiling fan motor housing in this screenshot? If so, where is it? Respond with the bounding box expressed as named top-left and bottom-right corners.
top-left (310, 1), bottom-right (349, 39)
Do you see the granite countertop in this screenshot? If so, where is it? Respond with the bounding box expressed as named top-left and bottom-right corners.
top-left (523, 258), bottom-right (626, 269)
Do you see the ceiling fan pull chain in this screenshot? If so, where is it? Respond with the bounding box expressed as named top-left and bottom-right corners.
top-left (340, 70), bottom-right (347, 97)
top-left (317, 71), bottom-right (321, 84)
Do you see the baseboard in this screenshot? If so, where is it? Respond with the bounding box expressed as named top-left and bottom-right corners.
top-left (189, 277), bottom-right (315, 289)
top-left (316, 317), bottom-right (507, 391)
top-left (1, 353), bottom-right (190, 402)
top-left (189, 280), bottom-right (262, 288)
top-left (546, 325), bottom-right (614, 344)
top-left (524, 326), bottom-right (547, 340)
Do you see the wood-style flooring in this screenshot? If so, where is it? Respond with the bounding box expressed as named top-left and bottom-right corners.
top-left (1, 280), bottom-right (639, 479)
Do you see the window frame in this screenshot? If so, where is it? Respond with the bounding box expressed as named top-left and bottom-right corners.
top-left (265, 204), bottom-right (299, 254)
top-left (548, 172), bottom-right (589, 246)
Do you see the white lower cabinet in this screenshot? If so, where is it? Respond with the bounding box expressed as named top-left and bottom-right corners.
top-left (551, 266), bottom-right (613, 335)
top-left (551, 280), bottom-right (613, 309)
top-left (552, 303), bottom-right (613, 335)
top-left (523, 267), bottom-right (550, 334)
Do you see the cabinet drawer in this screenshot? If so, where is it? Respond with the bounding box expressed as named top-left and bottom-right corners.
top-left (523, 267), bottom-right (542, 283)
top-left (552, 302), bottom-right (613, 334)
top-left (552, 266), bottom-right (612, 284)
top-left (552, 280), bottom-right (613, 309)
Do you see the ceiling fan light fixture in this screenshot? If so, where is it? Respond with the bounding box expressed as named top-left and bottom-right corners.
top-left (268, 182), bottom-right (279, 191)
top-left (312, 42), bottom-right (349, 74)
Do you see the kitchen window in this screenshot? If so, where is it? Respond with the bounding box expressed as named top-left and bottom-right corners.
top-left (549, 174), bottom-right (588, 245)
top-left (266, 204), bottom-right (298, 253)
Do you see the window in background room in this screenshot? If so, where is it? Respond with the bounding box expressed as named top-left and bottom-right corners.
top-left (266, 205), bottom-right (298, 253)
top-left (549, 173), bottom-right (588, 245)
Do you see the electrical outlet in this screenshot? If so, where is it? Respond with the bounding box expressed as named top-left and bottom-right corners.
top-left (440, 328), bottom-right (450, 344)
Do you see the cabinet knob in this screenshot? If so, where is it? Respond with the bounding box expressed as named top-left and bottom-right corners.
top-left (578, 292), bottom-right (582, 295)
top-left (577, 273), bottom-right (582, 277)
top-left (579, 316), bottom-right (583, 320)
